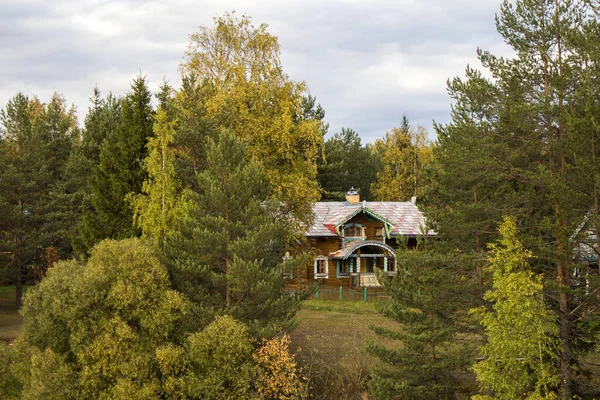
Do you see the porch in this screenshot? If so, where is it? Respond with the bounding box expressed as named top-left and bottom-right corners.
top-left (328, 240), bottom-right (397, 288)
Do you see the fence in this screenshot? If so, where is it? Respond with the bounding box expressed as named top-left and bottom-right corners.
top-left (310, 286), bottom-right (388, 302)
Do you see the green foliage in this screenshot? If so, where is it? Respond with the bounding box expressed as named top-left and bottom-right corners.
top-left (78, 75), bottom-right (154, 253)
top-left (14, 238), bottom-right (190, 398)
top-left (368, 239), bottom-right (479, 400)
top-left (185, 316), bottom-right (255, 399)
top-left (0, 342), bottom-right (20, 398)
top-left (317, 127), bottom-right (381, 201)
top-left (1, 238), bottom-right (307, 399)
top-left (71, 89), bottom-right (122, 255)
top-left (0, 92), bottom-right (78, 306)
top-left (471, 217), bottom-right (560, 400)
top-left (424, 1), bottom-right (600, 395)
top-left (130, 107), bottom-right (184, 251)
top-left (169, 130), bottom-right (300, 337)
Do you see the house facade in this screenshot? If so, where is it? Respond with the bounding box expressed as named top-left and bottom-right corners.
top-left (288, 188), bottom-right (435, 289)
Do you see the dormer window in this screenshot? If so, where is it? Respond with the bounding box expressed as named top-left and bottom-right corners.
top-left (343, 223), bottom-right (364, 238)
top-left (345, 226), bottom-right (358, 237)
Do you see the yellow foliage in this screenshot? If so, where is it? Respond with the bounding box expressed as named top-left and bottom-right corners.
top-left (371, 124), bottom-right (432, 201)
top-left (180, 12), bottom-right (324, 222)
top-left (255, 334), bottom-right (305, 400)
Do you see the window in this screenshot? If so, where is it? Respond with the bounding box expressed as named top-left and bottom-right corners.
top-left (344, 226), bottom-right (357, 237)
top-left (344, 223), bottom-right (364, 238)
top-left (374, 227), bottom-right (383, 237)
top-left (314, 256), bottom-right (329, 279)
top-left (337, 260), bottom-right (349, 277)
top-left (387, 258), bottom-right (396, 273)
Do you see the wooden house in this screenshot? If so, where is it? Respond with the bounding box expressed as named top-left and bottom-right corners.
top-left (288, 188), bottom-right (435, 290)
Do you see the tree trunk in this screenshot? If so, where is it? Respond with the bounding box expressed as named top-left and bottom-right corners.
top-left (225, 257), bottom-right (231, 307)
top-left (15, 254), bottom-right (23, 309)
top-left (555, 15), bottom-right (574, 397)
top-left (557, 257), bottom-right (573, 398)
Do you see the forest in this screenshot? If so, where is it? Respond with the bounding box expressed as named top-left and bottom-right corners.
top-left (1, 0), bottom-right (600, 399)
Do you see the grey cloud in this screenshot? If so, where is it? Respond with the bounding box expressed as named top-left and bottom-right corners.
top-left (0, 0), bottom-right (510, 142)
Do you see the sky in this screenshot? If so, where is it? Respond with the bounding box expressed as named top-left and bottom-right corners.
top-left (0, 0), bottom-right (514, 143)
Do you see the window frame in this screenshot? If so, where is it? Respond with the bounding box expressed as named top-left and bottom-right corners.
top-left (314, 256), bottom-right (329, 279)
top-left (343, 223), bottom-right (365, 238)
top-left (337, 259), bottom-right (349, 278)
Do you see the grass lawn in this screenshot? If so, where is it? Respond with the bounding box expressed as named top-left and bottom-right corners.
top-left (0, 285), bottom-right (23, 343)
top-left (291, 299), bottom-right (400, 353)
top-left (289, 299), bottom-right (402, 399)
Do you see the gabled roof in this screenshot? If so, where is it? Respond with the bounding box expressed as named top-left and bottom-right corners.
top-left (307, 201), bottom-right (436, 238)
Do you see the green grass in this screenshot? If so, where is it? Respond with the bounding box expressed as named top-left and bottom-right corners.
top-left (288, 298), bottom-right (403, 399)
top-left (0, 285), bottom-right (23, 343)
top-left (291, 298), bottom-right (402, 365)
top-left (300, 298), bottom-right (379, 314)
top-left (292, 298), bottom-right (400, 352)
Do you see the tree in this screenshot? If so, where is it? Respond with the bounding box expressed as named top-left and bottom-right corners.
top-left (183, 316), bottom-right (255, 399)
top-left (0, 93), bottom-right (77, 307)
top-left (1, 239), bottom-right (295, 399)
top-left (180, 12), bottom-right (325, 223)
top-left (4, 239), bottom-right (189, 398)
top-left (129, 107), bottom-right (183, 252)
top-left (317, 127), bottom-right (381, 201)
top-left (255, 334), bottom-right (305, 400)
top-left (371, 116), bottom-right (432, 201)
top-left (70, 89), bottom-right (122, 255)
top-left (168, 130), bottom-right (301, 337)
top-left (424, 0), bottom-right (597, 396)
top-left (171, 74), bottom-right (220, 192)
top-left (79, 75), bottom-right (154, 252)
top-left (367, 238), bottom-right (479, 399)
top-left (472, 217), bottom-right (559, 400)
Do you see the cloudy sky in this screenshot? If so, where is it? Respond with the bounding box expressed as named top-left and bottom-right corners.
top-left (1, 0), bottom-right (513, 142)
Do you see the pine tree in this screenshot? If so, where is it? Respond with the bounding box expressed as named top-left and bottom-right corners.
top-left (367, 238), bottom-right (479, 399)
top-left (0, 93), bottom-right (77, 306)
top-left (425, 0), bottom-right (596, 396)
top-left (171, 74), bottom-right (219, 191)
top-left (168, 130), bottom-right (300, 337)
top-left (317, 127), bottom-right (381, 201)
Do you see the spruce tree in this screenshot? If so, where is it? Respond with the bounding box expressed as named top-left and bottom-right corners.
top-left (79, 75), bottom-right (154, 252)
top-left (71, 89), bottom-right (122, 255)
top-left (317, 127), bottom-right (381, 201)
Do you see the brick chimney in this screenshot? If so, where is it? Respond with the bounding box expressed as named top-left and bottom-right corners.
top-left (346, 187), bottom-right (359, 204)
